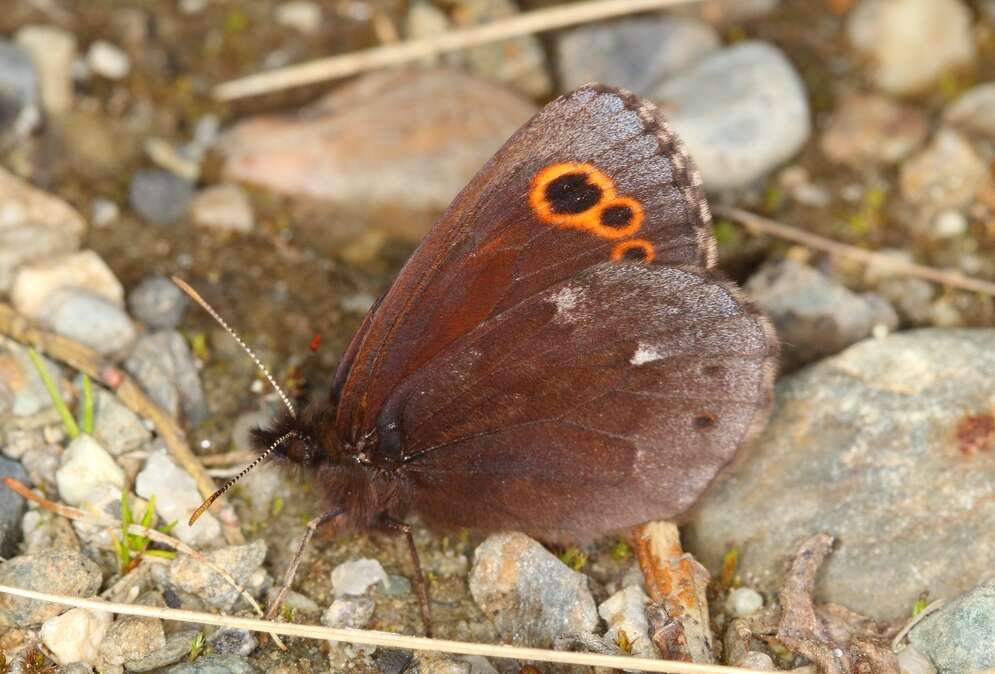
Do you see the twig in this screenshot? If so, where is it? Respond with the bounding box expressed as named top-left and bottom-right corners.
top-left (214, 0), bottom-right (699, 100)
top-left (0, 584), bottom-right (766, 674)
top-left (714, 206), bottom-right (995, 297)
top-left (2, 477), bottom-right (285, 649)
top-left (890, 599), bottom-right (946, 650)
top-left (0, 303), bottom-right (244, 546)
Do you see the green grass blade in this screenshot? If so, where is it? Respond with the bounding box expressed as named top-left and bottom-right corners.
top-left (27, 348), bottom-right (79, 438)
top-left (79, 374), bottom-right (94, 435)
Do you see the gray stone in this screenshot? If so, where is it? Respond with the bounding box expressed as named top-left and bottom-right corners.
top-left (820, 92), bottom-right (929, 166)
top-left (206, 628), bottom-right (257, 657)
top-left (10, 249), bottom-right (123, 321)
top-left (944, 82), bottom-right (995, 142)
top-left (0, 166), bottom-right (86, 292)
top-left (128, 276), bottom-right (187, 330)
top-left (162, 654), bottom-right (253, 674)
top-left (651, 41), bottom-right (810, 190)
top-left (43, 288), bottom-right (136, 356)
top-left (686, 330), bottom-right (995, 619)
top-left (0, 338), bottom-right (65, 418)
top-left (135, 448), bottom-right (220, 547)
top-left (331, 558), bottom-right (388, 596)
top-left (85, 382), bottom-right (152, 456)
top-left (125, 331), bottom-right (206, 425)
top-left (160, 540), bottom-right (267, 610)
top-left (900, 128), bottom-right (988, 214)
top-left (0, 456), bottom-right (29, 558)
top-left (469, 532), bottom-right (598, 648)
top-left (746, 258), bottom-right (898, 369)
top-left (126, 628), bottom-right (201, 672)
top-left (99, 608), bottom-right (166, 669)
top-left (219, 69), bottom-right (536, 236)
top-left (0, 550), bottom-right (101, 625)
top-left (322, 597), bottom-right (375, 630)
top-left (598, 585), bottom-right (655, 658)
top-left (55, 434), bottom-right (125, 507)
top-left (908, 578), bottom-right (995, 674)
top-left (129, 169), bottom-right (194, 225)
top-left (557, 15), bottom-right (719, 96)
top-left (0, 39), bottom-right (38, 135)
top-left (847, 0), bottom-right (975, 96)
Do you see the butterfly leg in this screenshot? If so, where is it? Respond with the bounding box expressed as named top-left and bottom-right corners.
top-left (265, 509), bottom-right (346, 623)
top-left (381, 517), bottom-right (433, 637)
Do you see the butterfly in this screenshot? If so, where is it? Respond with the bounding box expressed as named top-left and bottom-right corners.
top-left (189, 84), bottom-right (778, 636)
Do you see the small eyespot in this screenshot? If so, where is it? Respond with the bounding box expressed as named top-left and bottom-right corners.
top-left (694, 413), bottom-right (717, 430)
top-left (703, 364), bottom-right (724, 377)
top-left (600, 203), bottom-right (634, 229)
top-left (611, 239), bottom-right (655, 264)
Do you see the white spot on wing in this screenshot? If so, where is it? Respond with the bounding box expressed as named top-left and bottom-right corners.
top-left (548, 286), bottom-right (585, 322)
top-left (631, 343), bottom-right (663, 365)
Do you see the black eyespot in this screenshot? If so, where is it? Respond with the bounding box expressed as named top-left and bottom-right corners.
top-left (623, 247), bottom-right (647, 262)
top-left (694, 413), bottom-right (716, 430)
top-left (600, 204), bottom-right (634, 229)
top-left (545, 173), bottom-right (602, 214)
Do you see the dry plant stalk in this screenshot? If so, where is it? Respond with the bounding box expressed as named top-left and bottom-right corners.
top-left (632, 521), bottom-right (715, 663)
top-left (214, 0), bottom-right (699, 99)
top-left (0, 584), bottom-right (767, 674)
top-left (0, 302), bottom-right (244, 546)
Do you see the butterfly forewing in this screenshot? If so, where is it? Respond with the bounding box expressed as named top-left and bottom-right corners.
top-left (334, 86), bottom-right (719, 444)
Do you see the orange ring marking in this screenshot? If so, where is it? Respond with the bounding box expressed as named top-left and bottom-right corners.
top-left (611, 239), bottom-right (655, 264)
top-left (529, 162), bottom-right (617, 230)
top-left (585, 197), bottom-right (644, 240)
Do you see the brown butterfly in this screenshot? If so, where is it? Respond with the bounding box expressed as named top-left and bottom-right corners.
top-left (188, 84), bottom-right (778, 635)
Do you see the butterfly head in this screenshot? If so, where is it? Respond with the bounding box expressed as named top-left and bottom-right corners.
top-left (250, 401), bottom-right (340, 469)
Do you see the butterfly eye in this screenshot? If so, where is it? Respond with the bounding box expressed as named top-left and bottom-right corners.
top-left (610, 239), bottom-right (655, 264)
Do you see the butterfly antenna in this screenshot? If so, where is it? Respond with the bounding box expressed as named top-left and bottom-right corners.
top-left (171, 276), bottom-right (296, 418)
top-left (189, 431), bottom-right (297, 525)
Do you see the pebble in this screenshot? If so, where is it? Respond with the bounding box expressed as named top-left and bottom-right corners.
top-left (99, 608), bottom-right (166, 670)
top-left (331, 558), bottom-right (388, 596)
top-left (736, 651), bottom-right (776, 670)
top-left (86, 40), bottom-right (131, 80)
top-left (933, 209), bottom-right (969, 239)
top-left (206, 628), bottom-right (257, 657)
top-left (125, 331), bottom-right (207, 425)
top-left (943, 82), bottom-right (995, 142)
top-left (90, 197), bottom-right (120, 228)
top-left (43, 287), bottom-right (136, 356)
top-left (14, 24), bottom-right (76, 114)
top-left (22, 509), bottom-right (81, 554)
top-left (322, 597), bottom-right (375, 629)
top-left (725, 587), bottom-right (764, 617)
top-left (451, 0), bottom-right (551, 98)
top-left (0, 456), bottom-right (30, 558)
top-left (86, 380), bottom-right (152, 456)
top-left (161, 654), bottom-right (254, 674)
top-left (19, 442), bottom-right (59, 491)
top-left (126, 628), bottom-right (201, 672)
top-left (469, 532), bottom-right (598, 647)
top-left (0, 340), bottom-right (65, 418)
top-left (686, 329), bottom-right (995, 619)
top-left (0, 39), bottom-right (39, 135)
top-left (0, 550), bottom-right (102, 625)
top-left (128, 275), bottom-right (188, 330)
top-left (746, 258), bottom-right (898, 370)
top-left (219, 69), bottom-right (536, 230)
top-left (40, 608), bottom-right (111, 666)
top-left (414, 654), bottom-right (471, 674)
top-left (556, 15), bottom-right (719, 96)
top-left (598, 585), bottom-right (655, 658)
top-left (70, 484), bottom-right (136, 549)
top-left (847, 0), bottom-right (975, 95)
top-left (651, 41), bottom-right (810, 190)
top-left (275, 1), bottom-right (323, 34)
top-left (10, 249), bottom-right (123, 321)
top-left (909, 577), bottom-right (995, 674)
top-left (820, 92), bottom-right (928, 166)
top-left (405, 2), bottom-right (452, 67)
top-left (190, 184), bottom-right (255, 234)
top-left (135, 448), bottom-right (221, 547)
top-left (129, 169), bottom-right (195, 225)
top-left (55, 433), bottom-right (125, 507)
top-left (900, 128), bottom-right (988, 212)
top-left (158, 540), bottom-right (267, 610)
top-left (0, 166), bottom-right (87, 292)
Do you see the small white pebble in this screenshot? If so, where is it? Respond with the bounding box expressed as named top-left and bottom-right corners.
top-left (276, 1), bottom-right (323, 34)
top-left (91, 198), bottom-right (120, 228)
top-left (331, 558), bottom-right (388, 596)
top-left (87, 40), bottom-right (131, 80)
top-left (933, 209), bottom-right (968, 238)
top-left (726, 587), bottom-right (764, 617)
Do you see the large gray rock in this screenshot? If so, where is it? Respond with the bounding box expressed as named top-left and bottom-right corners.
top-left (469, 532), bottom-right (598, 648)
top-left (651, 41), bottom-right (810, 190)
top-left (686, 329), bottom-right (995, 619)
top-left (908, 578), bottom-right (995, 674)
top-left (0, 550), bottom-right (102, 625)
